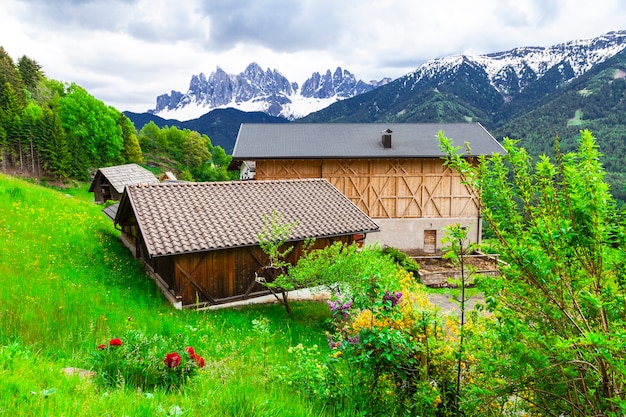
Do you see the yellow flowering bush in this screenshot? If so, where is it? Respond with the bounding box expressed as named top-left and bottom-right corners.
top-left (277, 243), bottom-right (496, 416)
top-left (319, 268), bottom-right (479, 416)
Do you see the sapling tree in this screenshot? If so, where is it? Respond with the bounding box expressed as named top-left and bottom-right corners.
top-left (440, 130), bottom-right (626, 416)
top-left (256, 210), bottom-right (301, 314)
top-left (441, 223), bottom-right (479, 413)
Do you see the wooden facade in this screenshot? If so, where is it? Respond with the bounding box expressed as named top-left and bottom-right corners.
top-left (91, 174), bottom-right (120, 204)
top-left (120, 222), bottom-right (351, 307)
top-left (230, 123), bottom-right (503, 252)
top-left (255, 158), bottom-right (478, 220)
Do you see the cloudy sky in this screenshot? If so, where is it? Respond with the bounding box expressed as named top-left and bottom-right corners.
top-left (2, 0), bottom-right (625, 113)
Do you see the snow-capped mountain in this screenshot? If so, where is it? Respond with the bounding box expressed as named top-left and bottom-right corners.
top-left (404, 30), bottom-right (626, 101)
top-left (150, 63), bottom-right (391, 121)
top-left (302, 29), bottom-right (626, 124)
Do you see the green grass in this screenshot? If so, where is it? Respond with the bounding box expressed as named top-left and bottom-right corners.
top-left (0, 173), bottom-right (334, 416)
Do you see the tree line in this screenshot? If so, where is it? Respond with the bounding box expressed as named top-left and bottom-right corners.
top-left (0, 47), bottom-right (234, 182)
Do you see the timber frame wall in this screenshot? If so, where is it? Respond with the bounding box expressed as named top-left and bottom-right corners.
top-left (255, 158), bottom-right (479, 219)
top-left (119, 222), bottom-right (352, 307)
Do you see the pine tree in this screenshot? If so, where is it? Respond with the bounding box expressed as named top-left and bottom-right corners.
top-left (0, 48), bottom-right (24, 97)
top-left (17, 55), bottom-right (43, 92)
top-left (0, 82), bottom-right (25, 170)
top-left (118, 113), bottom-right (143, 164)
top-left (39, 107), bottom-right (71, 178)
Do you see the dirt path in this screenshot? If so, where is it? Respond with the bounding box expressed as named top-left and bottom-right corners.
top-left (209, 287), bottom-right (485, 317)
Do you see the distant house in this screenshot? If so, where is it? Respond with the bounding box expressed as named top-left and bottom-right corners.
top-left (158, 171), bottom-right (178, 182)
top-left (239, 161), bottom-right (256, 180)
top-left (113, 179), bottom-right (379, 308)
top-left (229, 123), bottom-right (504, 253)
top-left (89, 164), bottom-right (159, 204)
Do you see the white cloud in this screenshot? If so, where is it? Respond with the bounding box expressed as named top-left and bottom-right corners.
top-left (1, 0), bottom-right (625, 112)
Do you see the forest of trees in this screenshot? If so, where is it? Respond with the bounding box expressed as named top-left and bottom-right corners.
top-left (0, 47), bottom-right (234, 182)
top-left (136, 121), bottom-right (237, 182)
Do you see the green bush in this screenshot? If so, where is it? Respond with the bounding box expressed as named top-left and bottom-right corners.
top-left (382, 246), bottom-right (420, 275)
top-left (271, 242), bottom-right (401, 295)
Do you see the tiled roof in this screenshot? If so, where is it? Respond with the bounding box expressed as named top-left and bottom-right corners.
top-left (231, 123), bottom-right (504, 160)
top-left (89, 163), bottom-right (159, 194)
top-left (116, 179), bottom-right (379, 258)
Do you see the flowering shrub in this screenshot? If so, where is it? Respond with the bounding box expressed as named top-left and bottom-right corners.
top-left (326, 298), bottom-right (353, 320)
top-left (163, 352), bottom-right (181, 368)
top-left (282, 268), bottom-right (485, 416)
top-left (90, 330), bottom-right (205, 391)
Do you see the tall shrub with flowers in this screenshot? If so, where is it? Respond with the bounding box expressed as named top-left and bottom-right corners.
top-left (259, 231), bottom-right (491, 415)
top-left (278, 252), bottom-right (487, 416)
top-left (91, 329), bottom-right (205, 391)
top-left (440, 130), bottom-right (626, 416)
top-left (323, 270), bottom-right (475, 416)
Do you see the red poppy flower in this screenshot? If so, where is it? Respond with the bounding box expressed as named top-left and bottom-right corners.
top-left (109, 338), bottom-right (122, 346)
top-left (194, 354), bottom-right (205, 368)
top-left (97, 344), bottom-right (106, 350)
top-left (185, 346), bottom-right (195, 356)
top-left (164, 352), bottom-right (181, 368)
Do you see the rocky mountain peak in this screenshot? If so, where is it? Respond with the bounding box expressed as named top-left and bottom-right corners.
top-left (404, 29), bottom-right (626, 102)
top-left (150, 64), bottom-right (388, 121)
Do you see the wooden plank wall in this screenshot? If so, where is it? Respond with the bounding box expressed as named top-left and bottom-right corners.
top-left (172, 236), bottom-right (350, 306)
top-left (256, 158), bottom-right (478, 219)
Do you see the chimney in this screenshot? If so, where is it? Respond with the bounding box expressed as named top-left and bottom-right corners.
top-left (381, 128), bottom-right (392, 149)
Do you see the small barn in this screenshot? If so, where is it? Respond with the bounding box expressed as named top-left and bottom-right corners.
top-left (113, 179), bottom-right (379, 308)
top-left (229, 123), bottom-right (504, 253)
top-left (89, 163), bottom-right (159, 204)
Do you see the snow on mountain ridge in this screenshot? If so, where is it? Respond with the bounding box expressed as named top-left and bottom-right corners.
top-left (151, 64), bottom-right (388, 121)
top-left (151, 30), bottom-right (626, 121)
top-left (408, 30), bottom-right (626, 97)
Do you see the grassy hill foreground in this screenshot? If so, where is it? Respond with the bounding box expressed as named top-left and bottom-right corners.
top-left (0, 174), bottom-right (333, 416)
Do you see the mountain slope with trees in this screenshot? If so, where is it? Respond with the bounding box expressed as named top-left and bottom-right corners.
top-left (125, 107), bottom-right (288, 154)
top-left (0, 47), bottom-right (233, 183)
top-left (494, 48), bottom-right (626, 199)
top-left (0, 47), bottom-right (144, 180)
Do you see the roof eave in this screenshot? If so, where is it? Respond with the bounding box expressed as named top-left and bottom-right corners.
top-left (231, 154), bottom-right (462, 161)
top-left (147, 228), bottom-right (380, 258)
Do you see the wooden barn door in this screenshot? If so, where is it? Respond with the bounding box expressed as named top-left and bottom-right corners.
top-left (424, 230), bottom-right (437, 253)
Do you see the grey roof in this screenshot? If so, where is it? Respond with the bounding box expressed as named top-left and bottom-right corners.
top-left (89, 164), bottom-right (160, 194)
top-left (102, 202), bottom-right (119, 221)
top-left (231, 123), bottom-right (504, 160)
top-left (115, 179), bottom-right (379, 258)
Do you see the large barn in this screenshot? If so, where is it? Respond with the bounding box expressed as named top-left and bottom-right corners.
top-left (89, 163), bottom-right (159, 204)
top-left (229, 123), bottom-right (504, 253)
top-left (113, 179), bottom-right (379, 308)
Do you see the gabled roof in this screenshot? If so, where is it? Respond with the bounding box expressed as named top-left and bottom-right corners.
top-left (115, 179), bottom-right (379, 258)
top-left (89, 163), bottom-right (159, 194)
top-left (231, 123), bottom-right (504, 161)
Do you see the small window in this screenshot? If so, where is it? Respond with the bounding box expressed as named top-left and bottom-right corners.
top-left (424, 230), bottom-right (437, 253)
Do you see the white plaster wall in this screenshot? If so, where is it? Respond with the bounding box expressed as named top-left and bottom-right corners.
top-left (365, 217), bottom-right (482, 252)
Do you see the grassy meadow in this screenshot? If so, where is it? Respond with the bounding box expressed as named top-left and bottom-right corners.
top-left (0, 173), bottom-right (335, 416)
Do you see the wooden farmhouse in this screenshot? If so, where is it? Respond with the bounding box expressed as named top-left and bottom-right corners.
top-left (89, 163), bottom-right (159, 204)
top-left (229, 123), bottom-right (504, 253)
top-left (113, 179), bottom-right (379, 308)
